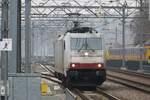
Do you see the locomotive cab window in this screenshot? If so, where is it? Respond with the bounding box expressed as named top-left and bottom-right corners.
top-left (70, 38), bottom-right (102, 51)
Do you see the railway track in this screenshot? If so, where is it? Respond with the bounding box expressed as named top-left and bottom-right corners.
top-left (41, 73), bottom-right (55, 78)
top-left (107, 68), bottom-right (150, 79)
top-left (39, 64), bottom-right (55, 75)
top-left (96, 88), bottom-right (120, 100)
top-left (106, 68), bottom-right (150, 94)
top-left (38, 63), bottom-right (59, 83)
top-left (73, 88), bottom-right (120, 100)
top-left (40, 64), bottom-right (150, 100)
top-left (74, 89), bottom-right (89, 100)
top-left (107, 74), bottom-right (150, 94)
top-left (41, 74), bottom-right (62, 85)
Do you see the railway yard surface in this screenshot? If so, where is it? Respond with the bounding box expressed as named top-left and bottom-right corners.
top-left (31, 63), bottom-right (150, 100)
top-left (2, 1), bottom-right (150, 100)
top-left (31, 63), bottom-right (66, 100)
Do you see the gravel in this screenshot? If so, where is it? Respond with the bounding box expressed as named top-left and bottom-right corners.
top-left (107, 70), bottom-right (150, 86)
top-left (99, 81), bottom-right (150, 100)
top-left (83, 91), bottom-right (109, 100)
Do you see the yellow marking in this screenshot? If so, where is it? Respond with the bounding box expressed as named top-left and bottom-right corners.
top-left (41, 80), bottom-right (49, 96)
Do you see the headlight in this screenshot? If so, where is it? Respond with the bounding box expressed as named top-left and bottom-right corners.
top-left (84, 52), bottom-right (89, 56)
top-left (98, 64), bottom-right (102, 68)
top-left (72, 64), bottom-right (76, 68)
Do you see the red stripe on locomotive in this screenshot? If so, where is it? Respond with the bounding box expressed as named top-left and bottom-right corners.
top-left (70, 63), bottom-right (104, 69)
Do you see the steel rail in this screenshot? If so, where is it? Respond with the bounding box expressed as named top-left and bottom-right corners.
top-left (39, 64), bottom-right (55, 75)
top-left (107, 68), bottom-right (150, 79)
top-left (96, 88), bottom-right (121, 100)
top-left (107, 74), bottom-right (150, 87)
top-left (107, 75), bottom-right (150, 94)
top-left (74, 88), bottom-right (120, 100)
top-left (73, 89), bottom-right (90, 100)
top-left (41, 73), bottom-right (55, 78)
top-left (65, 88), bottom-right (77, 100)
top-left (41, 74), bottom-right (62, 85)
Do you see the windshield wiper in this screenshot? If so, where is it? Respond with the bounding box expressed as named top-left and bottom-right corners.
top-left (86, 43), bottom-right (95, 52)
top-left (78, 43), bottom-right (95, 52)
top-left (78, 43), bottom-right (86, 52)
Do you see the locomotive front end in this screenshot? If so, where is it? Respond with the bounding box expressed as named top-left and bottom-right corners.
top-left (66, 33), bottom-right (106, 87)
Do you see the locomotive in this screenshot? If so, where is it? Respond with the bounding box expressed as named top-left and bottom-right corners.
top-left (54, 24), bottom-right (106, 87)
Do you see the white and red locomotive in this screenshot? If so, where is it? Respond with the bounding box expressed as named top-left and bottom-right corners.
top-left (54, 27), bottom-right (106, 87)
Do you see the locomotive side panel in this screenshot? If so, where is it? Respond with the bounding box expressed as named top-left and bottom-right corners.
top-left (54, 40), bottom-right (64, 74)
top-left (63, 34), bottom-right (71, 71)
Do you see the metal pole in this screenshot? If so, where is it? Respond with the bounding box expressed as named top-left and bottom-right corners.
top-left (1, 0), bottom-right (8, 100)
top-left (115, 25), bottom-right (117, 42)
top-left (40, 28), bottom-right (42, 63)
top-left (138, 0), bottom-right (144, 72)
top-left (121, 5), bottom-right (126, 70)
top-left (41, 27), bottom-right (43, 62)
top-left (17, 0), bottom-right (22, 72)
top-left (32, 23), bottom-right (34, 63)
top-left (25, 0), bottom-right (31, 73)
